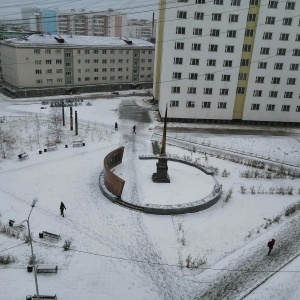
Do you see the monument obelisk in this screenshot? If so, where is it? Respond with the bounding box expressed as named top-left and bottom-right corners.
top-left (152, 106), bottom-right (170, 183)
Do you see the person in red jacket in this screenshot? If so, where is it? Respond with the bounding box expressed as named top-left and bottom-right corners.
top-left (267, 239), bottom-right (275, 255)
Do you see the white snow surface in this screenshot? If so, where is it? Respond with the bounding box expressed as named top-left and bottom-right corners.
top-left (0, 94), bottom-right (300, 299)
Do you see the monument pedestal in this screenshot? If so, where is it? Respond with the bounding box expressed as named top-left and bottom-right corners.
top-left (152, 157), bottom-right (170, 183)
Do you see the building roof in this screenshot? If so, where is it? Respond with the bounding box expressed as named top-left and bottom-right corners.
top-left (1, 34), bottom-right (154, 48)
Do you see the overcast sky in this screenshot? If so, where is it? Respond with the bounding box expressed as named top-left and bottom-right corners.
top-left (0, 0), bottom-right (157, 22)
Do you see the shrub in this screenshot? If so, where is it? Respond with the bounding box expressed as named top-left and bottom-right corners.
top-left (185, 254), bottom-right (207, 269)
top-left (284, 202), bottom-right (300, 217)
top-left (223, 188), bottom-right (233, 203)
top-left (28, 254), bottom-right (37, 265)
top-left (240, 186), bottom-right (247, 194)
top-left (0, 254), bottom-right (16, 265)
top-left (273, 214), bottom-right (281, 223)
top-left (250, 186), bottom-right (256, 194)
top-left (222, 169), bottom-right (231, 177)
top-left (63, 239), bottom-right (72, 251)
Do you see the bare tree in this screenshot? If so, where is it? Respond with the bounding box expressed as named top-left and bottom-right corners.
top-left (48, 108), bottom-right (63, 143)
top-left (0, 125), bottom-right (16, 158)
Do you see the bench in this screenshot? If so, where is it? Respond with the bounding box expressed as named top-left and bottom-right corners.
top-left (73, 141), bottom-right (85, 147)
top-left (47, 145), bottom-right (58, 152)
top-left (40, 231), bottom-right (61, 241)
top-left (8, 219), bottom-right (25, 230)
top-left (26, 295), bottom-right (57, 300)
top-left (18, 152), bottom-right (29, 161)
top-left (36, 264), bottom-right (58, 274)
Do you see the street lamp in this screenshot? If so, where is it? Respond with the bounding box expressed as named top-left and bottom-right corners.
top-left (24, 197), bottom-right (39, 300)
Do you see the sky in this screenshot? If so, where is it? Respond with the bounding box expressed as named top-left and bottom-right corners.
top-left (0, 0), bottom-right (157, 22)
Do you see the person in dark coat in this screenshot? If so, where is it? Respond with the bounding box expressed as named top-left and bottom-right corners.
top-left (133, 125), bottom-right (136, 134)
top-left (267, 239), bottom-right (275, 255)
top-left (60, 202), bottom-right (66, 217)
top-left (115, 122), bottom-right (118, 131)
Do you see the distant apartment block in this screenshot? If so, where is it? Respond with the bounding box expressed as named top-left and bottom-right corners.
top-left (0, 34), bottom-right (154, 97)
top-left (127, 19), bottom-right (157, 39)
top-left (154, 0), bottom-right (300, 125)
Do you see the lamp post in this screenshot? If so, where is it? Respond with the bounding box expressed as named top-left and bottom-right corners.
top-left (24, 197), bottom-right (39, 300)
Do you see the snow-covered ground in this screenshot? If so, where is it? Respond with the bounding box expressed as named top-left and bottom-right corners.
top-left (1, 94), bottom-right (300, 299)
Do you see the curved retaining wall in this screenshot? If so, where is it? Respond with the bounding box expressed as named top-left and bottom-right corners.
top-left (100, 154), bottom-right (222, 215)
top-left (103, 146), bottom-right (125, 198)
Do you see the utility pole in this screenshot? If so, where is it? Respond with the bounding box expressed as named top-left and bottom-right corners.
top-left (62, 101), bottom-right (65, 126)
top-left (75, 110), bottom-right (78, 136)
top-left (24, 197), bottom-right (39, 300)
top-left (70, 106), bottom-right (73, 131)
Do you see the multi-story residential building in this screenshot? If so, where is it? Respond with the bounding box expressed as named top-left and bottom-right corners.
top-left (42, 9), bottom-right (57, 34)
top-left (154, 0), bottom-right (300, 125)
top-left (0, 34), bottom-right (154, 97)
top-left (127, 19), bottom-right (157, 39)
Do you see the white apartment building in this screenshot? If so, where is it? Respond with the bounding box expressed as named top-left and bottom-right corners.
top-left (154, 0), bottom-right (300, 125)
top-left (0, 34), bottom-right (154, 97)
top-left (127, 19), bottom-right (157, 39)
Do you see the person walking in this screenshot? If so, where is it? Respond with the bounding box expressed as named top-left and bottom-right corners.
top-left (60, 202), bottom-right (66, 217)
top-left (115, 122), bottom-right (118, 131)
top-left (133, 125), bottom-right (136, 134)
top-left (267, 238), bottom-right (275, 255)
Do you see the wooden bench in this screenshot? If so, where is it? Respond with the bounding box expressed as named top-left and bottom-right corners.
top-left (73, 141), bottom-right (85, 147)
top-left (47, 145), bottom-right (58, 152)
top-left (18, 152), bottom-right (29, 161)
top-left (40, 231), bottom-right (61, 241)
top-left (26, 295), bottom-right (57, 300)
top-left (36, 264), bottom-right (58, 274)
top-left (8, 219), bottom-right (25, 230)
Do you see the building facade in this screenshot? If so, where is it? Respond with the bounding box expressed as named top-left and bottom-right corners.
top-left (154, 0), bottom-right (300, 125)
top-left (127, 19), bottom-right (157, 39)
top-left (0, 34), bottom-right (154, 97)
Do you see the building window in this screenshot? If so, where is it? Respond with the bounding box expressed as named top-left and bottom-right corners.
top-left (258, 62), bottom-right (267, 69)
top-left (238, 73), bottom-right (247, 80)
top-left (271, 77), bottom-right (280, 84)
top-left (174, 57), bottom-right (183, 64)
top-left (240, 59), bottom-right (249, 66)
top-left (220, 88), bottom-right (229, 95)
top-left (118, 59), bottom-right (123, 63)
top-left (190, 58), bottom-right (200, 65)
top-left (36, 79), bottom-right (43, 84)
top-left (266, 104), bottom-right (275, 111)
top-left (221, 74), bottom-right (231, 81)
top-left (245, 29), bottom-right (254, 37)
top-left (187, 87), bottom-right (197, 94)
top-left (191, 43), bottom-right (201, 51)
top-left (94, 59), bottom-right (99, 63)
top-left (66, 71), bottom-right (72, 76)
top-left (227, 30), bottom-right (237, 38)
top-left (281, 105), bottom-right (290, 111)
top-left (205, 73), bottom-right (214, 81)
top-left (134, 53), bottom-right (139, 58)
top-left (204, 88), bottom-right (213, 94)
top-left (45, 49), bottom-right (51, 54)
top-left (102, 77), bottom-right (107, 80)
top-left (229, 14), bottom-right (239, 22)
top-left (177, 11), bottom-right (187, 19)
top-left (268, 1), bottom-right (278, 8)
top-left (231, 0), bottom-right (240, 5)
top-left (202, 102), bottom-right (211, 108)
top-left (102, 50), bottom-right (107, 54)
top-left (287, 78), bottom-right (296, 85)
top-left (225, 45), bottom-right (234, 53)
top-left (195, 0), bottom-right (205, 3)
top-left (193, 28), bottom-right (202, 36)
top-left (65, 52), bottom-right (71, 58)
top-left (263, 32), bottom-right (273, 40)
top-left (247, 14), bottom-right (257, 22)
top-left (195, 12), bottom-right (204, 20)
top-left (85, 59), bottom-right (90, 63)
top-left (173, 72), bottom-right (182, 79)
top-left (85, 69), bottom-right (90, 73)
top-left (266, 17), bottom-right (276, 24)
top-left (253, 90), bottom-right (262, 97)
top-left (260, 47), bottom-right (270, 55)
top-left (56, 69), bottom-right (62, 73)
top-left (94, 77), bottom-right (99, 81)
top-left (214, 0), bottom-right (223, 4)
top-left (56, 49), bottom-right (61, 54)
top-left (170, 100), bottom-right (179, 107)
top-left (77, 59), bottom-right (81, 64)
top-left (110, 68), bottom-right (115, 72)
top-left (285, 2), bottom-right (295, 10)
top-left (296, 106), bottom-right (300, 112)
top-left (293, 49), bottom-right (300, 56)
top-left (210, 29), bottom-right (220, 37)
top-left (176, 27), bottom-right (186, 34)
top-left (85, 77), bottom-right (90, 81)
top-left (255, 76), bottom-right (265, 83)
top-left (212, 13), bottom-right (222, 21)
top-left (94, 68), bottom-right (99, 72)
top-left (279, 33), bottom-right (289, 41)
top-left (207, 59), bottom-right (216, 66)
top-left (284, 92), bottom-right (293, 98)
top-left (35, 60), bottom-right (41, 65)
top-left (85, 50), bottom-right (90, 54)
top-left (277, 48), bottom-right (286, 56)
top-left (187, 101), bottom-right (195, 108)
top-left (250, 0), bottom-right (259, 4)
top-left (290, 63), bottom-right (299, 70)
top-left (34, 49), bottom-right (40, 54)
top-left (218, 102), bottom-right (227, 109)
top-left (189, 73), bottom-right (198, 80)
top-left (251, 104), bottom-right (260, 110)
top-left (46, 79), bottom-right (53, 83)
top-left (66, 62), bottom-right (72, 67)
top-left (77, 50), bottom-right (81, 54)
top-left (243, 44), bottom-right (251, 52)
top-left (273, 63), bottom-right (283, 70)
top-left (45, 60), bottom-right (52, 64)
top-left (269, 91), bottom-right (278, 98)
top-left (223, 60), bottom-right (232, 67)
top-left (56, 59), bottom-right (62, 64)
top-left (57, 78), bottom-right (62, 83)
top-left (283, 18), bottom-right (293, 26)
top-left (236, 87), bottom-right (245, 94)
top-left (46, 69), bottom-right (52, 74)
top-left (175, 42), bottom-right (184, 50)
top-left (35, 70), bottom-right (42, 74)
top-left (171, 86), bottom-right (180, 93)
top-left (209, 44), bottom-right (218, 52)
